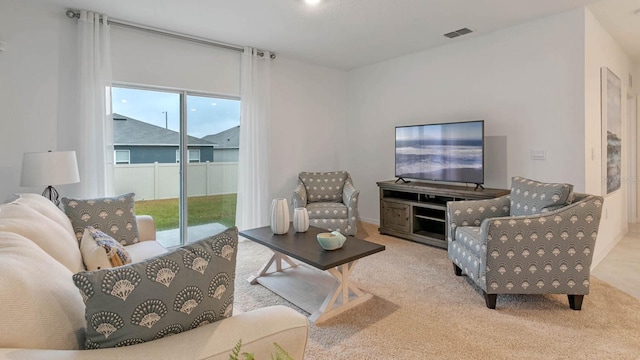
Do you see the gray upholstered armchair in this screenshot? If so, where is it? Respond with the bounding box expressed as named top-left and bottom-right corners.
top-left (446, 176), bottom-right (604, 310)
top-left (292, 171), bottom-right (359, 236)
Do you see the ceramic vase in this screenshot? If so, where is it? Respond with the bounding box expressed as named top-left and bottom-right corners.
top-left (270, 198), bottom-right (290, 234)
top-left (292, 207), bottom-right (310, 233)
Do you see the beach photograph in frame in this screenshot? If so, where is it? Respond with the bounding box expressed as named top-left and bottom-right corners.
top-left (601, 66), bottom-right (622, 195)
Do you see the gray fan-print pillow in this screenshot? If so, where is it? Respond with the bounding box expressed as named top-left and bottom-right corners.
top-left (72, 227), bottom-right (238, 349)
top-left (509, 176), bottom-right (573, 216)
top-left (62, 193), bottom-right (139, 246)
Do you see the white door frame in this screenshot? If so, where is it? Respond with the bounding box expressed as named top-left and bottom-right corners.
top-left (629, 92), bottom-right (638, 223)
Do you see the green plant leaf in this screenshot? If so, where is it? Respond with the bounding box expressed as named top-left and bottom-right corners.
top-left (272, 343), bottom-right (294, 360)
top-left (229, 339), bottom-right (242, 360)
top-left (230, 339), bottom-right (291, 360)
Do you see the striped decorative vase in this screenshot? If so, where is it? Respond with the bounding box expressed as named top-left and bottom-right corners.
top-left (293, 207), bottom-right (309, 233)
top-left (270, 198), bottom-right (290, 235)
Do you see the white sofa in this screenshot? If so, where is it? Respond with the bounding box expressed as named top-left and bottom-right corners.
top-left (0, 193), bottom-right (308, 359)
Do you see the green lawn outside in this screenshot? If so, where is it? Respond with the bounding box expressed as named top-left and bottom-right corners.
top-left (135, 194), bottom-right (237, 231)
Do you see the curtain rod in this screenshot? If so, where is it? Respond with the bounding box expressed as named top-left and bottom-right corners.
top-left (65, 9), bottom-right (276, 59)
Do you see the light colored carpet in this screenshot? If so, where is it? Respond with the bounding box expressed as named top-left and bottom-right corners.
top-left (234, 222), bottom-right (640, 359)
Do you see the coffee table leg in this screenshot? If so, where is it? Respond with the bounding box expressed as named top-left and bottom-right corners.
top-left (309, 260), bottom-right (372, 324)
top-left (248, 251), bottom-right (298, 285)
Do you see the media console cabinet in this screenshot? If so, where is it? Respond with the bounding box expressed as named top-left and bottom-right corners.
top-left (377, 180), bottom-right (510, 249)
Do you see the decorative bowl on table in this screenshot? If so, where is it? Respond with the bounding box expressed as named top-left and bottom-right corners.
top-left (316, 231), bottom-right (347, 250)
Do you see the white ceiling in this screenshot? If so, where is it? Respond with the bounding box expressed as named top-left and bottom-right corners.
top-left (588, 0), bottom-right (640, 63)
top-left (35, 0), bottom-right (639, 69)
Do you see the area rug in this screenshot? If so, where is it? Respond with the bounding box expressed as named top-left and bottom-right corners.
top-left (234, 223), bottom-right (640, 359)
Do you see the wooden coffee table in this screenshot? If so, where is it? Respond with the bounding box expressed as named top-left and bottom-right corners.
top-left (240, 225), bottom-right (385, 324)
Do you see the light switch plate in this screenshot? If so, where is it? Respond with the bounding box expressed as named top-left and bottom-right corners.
top-left (531, 149), bottom-right (546, 160)
top-left (0, 41), bottom-right (6, 52)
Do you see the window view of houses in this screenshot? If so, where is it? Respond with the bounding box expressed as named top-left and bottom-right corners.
top-left (111, 86), bottom-right (240, 247)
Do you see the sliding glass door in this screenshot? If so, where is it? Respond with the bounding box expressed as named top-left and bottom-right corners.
top-left (112, 85), bottom-right (240, 247)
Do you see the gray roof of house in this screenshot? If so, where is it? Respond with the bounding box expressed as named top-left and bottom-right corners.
top-left (201, 126), bottom-right (240, 149)
top-left (113, 113), bottom-right (213, 146)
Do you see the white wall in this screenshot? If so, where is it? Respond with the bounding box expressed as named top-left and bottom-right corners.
top-left (584, 9), bottom-right (635, 265)
top-left (269, 56), bottom-right (348, 202)
top-left (347, 9), bottom-right (586, 225)
top-left (0, 0), bottom-right (77, 201)
top-left (0, 0), bottom-right (348, 208)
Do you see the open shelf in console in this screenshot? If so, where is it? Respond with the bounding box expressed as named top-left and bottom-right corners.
top-left (377, 180), bottom-right (509, 249)
top-left (414, 206), bottom-right (445, 222)
top-left (381, 189), bottom-right (419, 202)
top-left (418, 194), bottom-right (454, 207)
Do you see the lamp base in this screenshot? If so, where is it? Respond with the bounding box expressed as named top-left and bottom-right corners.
top-left (42, 186), bottom-right (60, 207)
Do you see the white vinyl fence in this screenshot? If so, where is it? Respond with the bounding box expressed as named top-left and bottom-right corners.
top-left (114, 162), bottom-right (238, 201)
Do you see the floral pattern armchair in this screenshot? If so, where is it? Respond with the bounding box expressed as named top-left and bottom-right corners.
top-left (292, 171), bottom-right (359, 236)
top-left (446, 177), bottom-right (604, 310)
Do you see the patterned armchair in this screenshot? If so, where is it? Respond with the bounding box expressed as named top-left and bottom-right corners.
top-left (292, 171), bottom-right (359, 236)
top-left (446, 176), bottom-right (604, 310)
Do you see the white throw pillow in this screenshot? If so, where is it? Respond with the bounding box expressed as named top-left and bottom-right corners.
top-left (0, 231), bottom-right (85, 350)
top-left (80, 226), bottom-right (132, 270)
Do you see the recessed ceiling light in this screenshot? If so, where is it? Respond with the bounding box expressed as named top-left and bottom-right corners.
top-left (121, 99), bottom-right (127, 103)
top-left (305, 0), bottom-right (321, 6)
top-left (211, 102), bottom-right (217, 106)
top-left (191, 108), bottom-right (196, 111)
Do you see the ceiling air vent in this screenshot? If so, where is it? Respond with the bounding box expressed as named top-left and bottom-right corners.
top-left (444, 28), bottom-right (473, 39)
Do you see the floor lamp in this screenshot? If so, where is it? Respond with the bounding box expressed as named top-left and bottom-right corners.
top-left (21, 150), bottom-right (80, 206)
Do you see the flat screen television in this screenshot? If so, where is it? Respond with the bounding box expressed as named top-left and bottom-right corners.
top-left (395, 120), bottom-right (484, 185)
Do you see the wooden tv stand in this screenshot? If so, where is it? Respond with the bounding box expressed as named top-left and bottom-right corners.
top-left (377, 180), bottom-right (509, 249)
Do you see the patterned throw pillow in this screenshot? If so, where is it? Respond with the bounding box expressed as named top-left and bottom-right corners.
top-left (62, 193), bottom-right (139, 246)
top-left (300, 171), bottom-right (348, 203)
top-left (72, 227), bottom-right (238, 349)
top-left (80, 226), bottom-right (132, 270)
top-left (509, 176), bottom-right (573, 216)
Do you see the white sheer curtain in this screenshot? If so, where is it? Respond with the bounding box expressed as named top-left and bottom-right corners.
top-left (235, 47), bottom-right (271, 231)
top-left (61, 10), bottom-right (114, 198)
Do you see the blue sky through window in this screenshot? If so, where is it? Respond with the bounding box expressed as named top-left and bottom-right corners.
top-left (112, 87), bottom-right (240, 138)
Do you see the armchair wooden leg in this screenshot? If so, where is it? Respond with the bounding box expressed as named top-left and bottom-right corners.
top-left (484, 292), bottom-right (497, 309)
top-left (568, 295), bottom-right (584, 310)
top-left (453, 263), bottom-right (463, 276)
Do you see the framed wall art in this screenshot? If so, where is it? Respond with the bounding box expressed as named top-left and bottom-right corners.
top-left (601, 66), bottom-right (622, 195)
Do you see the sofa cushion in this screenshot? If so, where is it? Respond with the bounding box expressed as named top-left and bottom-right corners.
top-left (12, 193), bottom-right (76, 239)
top-left (300, 171), bottom-right (347, 203)
top-left (509, 176), bottom-right (573, 216)
top-left (73, 227), bottom-right (238, 349)
top-left (125, 241), bottom-right (169, 263)
top-left (62, 193), bottom-right (140, 246)
top-left (81, 226), bottom-right (132, 270)
top-left (0, 231), bottom-right (85, 350)
top-left (307, 202), bottom-right (348, 220)
top-left (0, 202), bottom-right (85, 273)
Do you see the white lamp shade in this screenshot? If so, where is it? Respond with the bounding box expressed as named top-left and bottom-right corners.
top-left (21, 151), bottom-right (80, 187)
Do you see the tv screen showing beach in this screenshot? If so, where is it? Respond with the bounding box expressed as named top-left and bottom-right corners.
top-left (395, 121), bottom-right (484, 184)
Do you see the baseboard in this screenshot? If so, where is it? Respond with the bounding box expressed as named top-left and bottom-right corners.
top-left (358, 217), bottom-right (379, 226)
top-left (591, 231), bottom-right (625, 270)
